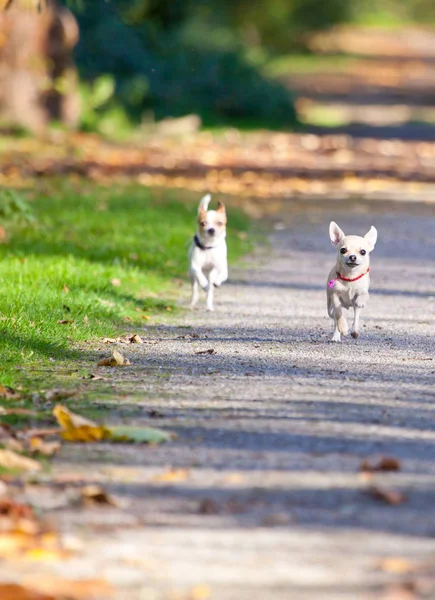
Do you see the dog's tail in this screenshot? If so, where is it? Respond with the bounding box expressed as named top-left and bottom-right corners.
top-left (198, 193), bottom-right (211, 215)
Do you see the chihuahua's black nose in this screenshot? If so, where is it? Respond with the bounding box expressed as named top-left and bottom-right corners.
top-left (208, 228), bottom-right (215, 235)
top-left (349, 254), bottom-right (357, 262)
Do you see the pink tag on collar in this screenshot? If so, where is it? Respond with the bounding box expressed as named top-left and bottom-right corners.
top-left (328, 278), bottom-right (337, 289)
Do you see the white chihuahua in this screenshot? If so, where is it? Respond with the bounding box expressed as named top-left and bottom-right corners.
top-left (327, 221), bottom-right (377, 342)
top-left (189, 194), bottom-right (228, 311)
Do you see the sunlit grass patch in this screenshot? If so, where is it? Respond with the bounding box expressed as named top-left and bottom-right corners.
top-left (0, 182), bottom-right (251, 387)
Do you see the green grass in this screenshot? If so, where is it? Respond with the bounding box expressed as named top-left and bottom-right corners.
top-left (0, 182), bottom-right (251, 388)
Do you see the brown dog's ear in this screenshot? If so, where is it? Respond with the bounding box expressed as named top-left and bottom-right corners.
top-left (216, 202), bottom-right (226, 215)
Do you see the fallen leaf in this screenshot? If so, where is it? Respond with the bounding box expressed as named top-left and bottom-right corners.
top-left (360, 456), bottom-right (401, 473)
top-left (368, 485), bottom-right (407, 505)
top-left (23, 428), bottom-right (61, 439)
top-left (0, 409), bottom-right (37, 417)
top-left (57, 319), bottom-right (74, 325)
top-left (190, 585), bottom-right (211, 600)
top-left (62, 285), bottom-right (69, 294)
top-left (195, 349), bottom-right (215, 355)
top-left (97, 349), bottom-right (130, 367)
top-left (23, 577), bottom-right (113, 600)
top-left (152, 468), bottom-right (189, 483)
top-left (379, 557), bottom-right (415, 574)
top-left (129, 334), bottom-right (143, 344)
top-left (52, 405), bottom-right (106, 442)
top-left (80, 485), bottom-right (119, 507)
top-left (198, 499), bottom-right (218, 515)
top-left (0, 584), bottom-right (54, 600)
top-left (53, 405), bottom-right (173, 445)
top-left (0, 385), bottom-right (22, 400)
top-left (44, 388), bottom-right (77, 402)
top-left (0, 449), bottom-right (41, 472)
top-left (110, 278), bottom-right (121, 287)
top-left (29, 438), bottom-right (61, 457)
top-left (107, 425), bottom-right (174, 444)
top-left (82, 373), bottom-right (107, 381)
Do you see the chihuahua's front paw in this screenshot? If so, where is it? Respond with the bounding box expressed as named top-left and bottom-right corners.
top-left (331, 331), bottom-right (341, 342)
top-left (206, 304), bottom-right (214, 312)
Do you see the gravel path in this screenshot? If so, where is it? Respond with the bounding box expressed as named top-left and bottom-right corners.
top-left (10, 198), bottom-right (435, 599)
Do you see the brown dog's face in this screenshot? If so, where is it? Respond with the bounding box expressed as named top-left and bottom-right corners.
top-left (198, 202), bottom-right (227, 241)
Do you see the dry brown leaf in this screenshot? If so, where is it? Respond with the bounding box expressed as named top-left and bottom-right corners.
top-left (0, 385), bottom-right (22, 400)
top-left (360, 456), bottom-right (401, 473)
top-left (102, 337), bottom-right (119, 344)
top-left (29, 438), bottom-right (61, 457)
top-left (129, 334), bottom-right (143, 344)
top-left (153, 468), bottom-right (190, 483)
top-left (44, 388), bottom-right (77, 402)
top-left (80, 484), bottom-right (119, 507)
top-left (83, 373), bottom-right (108, 381)
top-left (368, 485), bottom-right (407, 506)
top-left (23, 577), bottom-right (113, 600)
top-left (57, 319), bottom-right (74, 325)
top-left (23, 428), bottom-right (61, 439)
top-left (195, 349), bottom-right (215, 355)
top-left (1, 409), bottom-right (37, 417)
top-left (0, 449), bottom-right (41, 472)
top-left (0, 584), bottom-right (54, 600)
top-left (97, 349), bottom-right (130, 367)
top-left (110, 278), bottom-right (121, 287)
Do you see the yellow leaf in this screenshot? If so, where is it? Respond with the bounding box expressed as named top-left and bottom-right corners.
top-left (0, 449), bottom-right (41, 472)
top-left (153, 468), bottom-right (190, 483)
top-left (52, 405), bottom-right (107, 443)
top-left (378, 557), bottom-right (414, 574)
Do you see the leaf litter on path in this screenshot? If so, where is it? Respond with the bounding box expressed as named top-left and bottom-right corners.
top-left (360, 456), bottom-right (401, 473)
top-left (97, 349), bottom-right (130, 367)
top-left (53, 404), bottom-right (174, 444)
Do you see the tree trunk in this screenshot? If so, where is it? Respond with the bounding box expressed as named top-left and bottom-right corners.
top-left (0, 0), bottom-right (80, 135)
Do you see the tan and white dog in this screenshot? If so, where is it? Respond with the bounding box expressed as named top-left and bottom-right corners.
top-left (189, 194), bottom-right (228, 311)
top-left (327, 221), bottom-right (377, 342)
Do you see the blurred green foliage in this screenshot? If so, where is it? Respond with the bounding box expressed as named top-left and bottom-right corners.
top-left (66, 0), bottom-right (298, 133)
top-left (65, 0), bottom-right (434, 135)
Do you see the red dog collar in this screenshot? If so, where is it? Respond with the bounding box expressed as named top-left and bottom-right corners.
top-left (337, 267), bottom-right (370, 282)
top-left (328, 268), bottom-right (370, 289)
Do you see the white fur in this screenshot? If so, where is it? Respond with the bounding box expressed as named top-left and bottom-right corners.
top-left (189, 194), bottom-right (228, 311)
top-left (327, 221), bottom-right (378, 342)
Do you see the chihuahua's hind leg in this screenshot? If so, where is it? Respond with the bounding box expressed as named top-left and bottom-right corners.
top-left (190, 277), bottom-right (199, 309)
top-left (351, 306), bottom-right (362, 338)
top-left (206, 269), bottom-right (217, 311)
top-left (331, 295), bottom-right (348, 341)
top-left (351, 293), bottom-right (368, 339)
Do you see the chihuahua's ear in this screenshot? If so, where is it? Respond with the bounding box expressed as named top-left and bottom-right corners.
top-left (197, 193), bottom-right (211, 216)
top-left (216, 201), bottom-right (226, 216)
top-left (329, 222), bottom-right (345, 247)
top-left (364, 226), bottom-right (378, 251)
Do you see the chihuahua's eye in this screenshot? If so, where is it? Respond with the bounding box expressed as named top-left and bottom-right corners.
top-left (200, 221), bottom-right (206, 227)
top-left (340, 248), bottom-right (347, 255)
top-left (217, 221), bottom-right (223, 227)
top-left (360, 249), bottom-right (366, 256)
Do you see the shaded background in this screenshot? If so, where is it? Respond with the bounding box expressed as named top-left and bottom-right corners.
top-left (1, 0), bottom-right (435, 136)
